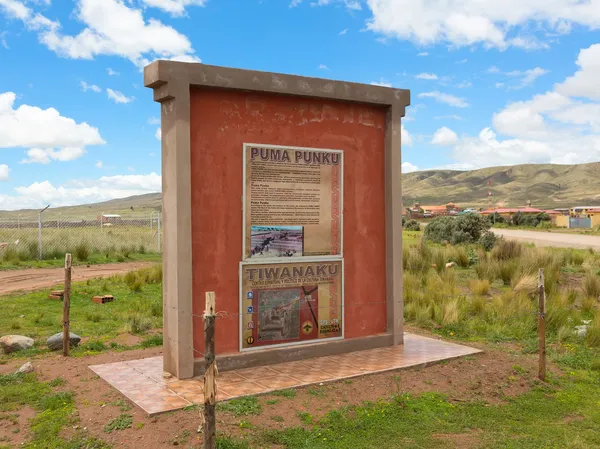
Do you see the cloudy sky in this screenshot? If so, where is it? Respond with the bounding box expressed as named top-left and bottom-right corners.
top-left (1, 0), bottom-right (600, 210)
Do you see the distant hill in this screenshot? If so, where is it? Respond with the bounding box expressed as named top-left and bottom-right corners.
top-left (0, 193), bottom-right (162, 219)
top-left (403, 162), bottom-right (600, 209)
top-left (2, 162), bottom-right (600, 218)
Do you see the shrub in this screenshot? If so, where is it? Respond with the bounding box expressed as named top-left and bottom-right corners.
top-left (125, 313), bottom-right (153, 334)
top-left (479, 231), bottom-right (497, 251)
top-left (583, 271), bottom-right (600, 298)
top-left (452, 247), bottom-right (470, 268)
top-left (487, 212), bottom-right (504, 224)
top-left (537, 221), bottom-right (552, 230)
top-left (469, 279), bottom-right (491, 296)
top-left (424, 216), bottom-right (456, 244)
top-left (74, 243), bottom-right (90, 262)
top-left (513, 275), bottom-right (538, 297)
top-left (424, 214), bottom-right (490, 245)
top-left (497, 260), bottom-right (519, 285)
top-left (404, 219), bottom-right (421, 231)
top-left (491, 238), bottom-right (522, 261)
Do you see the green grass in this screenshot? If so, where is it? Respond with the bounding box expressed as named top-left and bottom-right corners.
top-left (0, 265), bottom-right (163, 357)
top-left (104, 414), bottom-right (133, 433)
top-left (271, 389), bottom-right (297, 399)
top-left (0, 252), bottom-right (161, 270)
top-left (218, 397), bottom-right (262, 417)
top-left (0, 372), bottom-right (110, 448)
top-left (253, 371), bottom-right (600, 449)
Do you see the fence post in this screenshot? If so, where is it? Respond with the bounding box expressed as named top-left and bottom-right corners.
top-left (63, 254), bottom-right (72, 356)
top-left (538, 268), bottom-right (546, 381)
top-left (38, 212), bottom-right (42, 260)
top-left (157, 212), bottom-right (161, 253)
top-left (204, 291), bottom-right (217, 449)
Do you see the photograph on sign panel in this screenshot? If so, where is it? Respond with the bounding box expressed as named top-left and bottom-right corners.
top-left (257, 287), bottom-right (304, 343)
top-left (250, 225), bottom-right (304, 258)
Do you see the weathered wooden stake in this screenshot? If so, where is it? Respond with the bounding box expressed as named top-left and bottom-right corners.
top-left (203, 291), bottom-right (217, 449)
top-left (538, 268), bottom-right (546, 381)
top-left (63, 253), bottom-right (72, 357)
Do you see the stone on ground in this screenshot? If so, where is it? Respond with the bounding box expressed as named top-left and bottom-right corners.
top-left (0, 335), bottom-right (34, 354)
top-left (16, 361), bottom-right (34, 374)
top-left (47, 332), bottom-right (82, 351)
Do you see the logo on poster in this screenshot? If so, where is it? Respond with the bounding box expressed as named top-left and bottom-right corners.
top-left (247, 306), bottom-right (254, 314)
top-left (247, 321), bottom-right (254, 329)
top-left (301, 321), bottom-right (314, 335)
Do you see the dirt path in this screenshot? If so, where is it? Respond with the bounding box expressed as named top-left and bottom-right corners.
top-left (0, 261), bottom-right (157, 296)
top-left (492, 228), bottom-right (600, 250)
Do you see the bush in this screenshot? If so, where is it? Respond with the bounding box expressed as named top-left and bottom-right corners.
top-left (487, 212), bottom-right (504, 224)
top-left (537, 221), bottom-right (553, 229)
top-left (424, 214), bottom-right (490, 245)
top-left (491, 238), bottom-right (522, 261)
top-left (583, 272), bottom-right (600, 298)
top-left (479, 231), bottom-right (497, 251)
top-left (404, 219), bottom-right (421, 231)
top-left (469, 279), bottom-right (491, 296)
top-left (74, 243), bottom-right (90, 262)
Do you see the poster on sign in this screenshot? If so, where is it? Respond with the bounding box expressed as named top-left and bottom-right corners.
top-left (243, 144), bottom-right (343, 260)
top-left (240, 260), bottom-right (343, 351)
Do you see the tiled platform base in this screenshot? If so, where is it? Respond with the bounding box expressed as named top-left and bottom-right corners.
top-left (90, 333), bottom-right (481, 415)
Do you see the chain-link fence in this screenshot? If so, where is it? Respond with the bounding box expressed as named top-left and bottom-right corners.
top-left (0, 210), bottom-right (162, 261)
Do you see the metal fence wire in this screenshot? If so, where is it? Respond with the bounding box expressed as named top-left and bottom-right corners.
top-left (0, 211), bottom-right (162, 260)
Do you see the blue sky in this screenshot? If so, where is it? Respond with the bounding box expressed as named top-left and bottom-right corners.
top-left (1, 0), bottom-right (600, 210)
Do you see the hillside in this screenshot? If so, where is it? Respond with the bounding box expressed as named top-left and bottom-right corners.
top-left (0, 193), bottom-right (162, 219)
top-left (2, 162), bottom-right (600, 218)
top-left (402, 162), bottom-right (600, 209)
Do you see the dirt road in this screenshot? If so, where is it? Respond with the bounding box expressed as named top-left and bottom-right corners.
top-left (0, 261), bottom-right (157, 296)
top-left (492, 228), bottom-right (600, 251)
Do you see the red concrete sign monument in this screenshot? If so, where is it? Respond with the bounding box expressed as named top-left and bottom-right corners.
top-left (145, 61), bottom-right (410, 379)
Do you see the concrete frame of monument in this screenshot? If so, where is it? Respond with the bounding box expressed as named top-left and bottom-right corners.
top-left (144, 60), bottom-right (410, 379)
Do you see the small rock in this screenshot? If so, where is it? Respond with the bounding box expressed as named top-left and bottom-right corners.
top-left (445, 262), bottom-right (456, 268)
top-left (19, 315), bottom-right (25, 318)
top-left (0, 335), bottom-right (34, 354)
top-left (163, 372), bottom-right (173, 379)
top-left (575, 325), bottom-right (588, 337)
top-left (16, 361), bottom-right (34, 374)
top-left (47, 332), bottom-right (81, 351)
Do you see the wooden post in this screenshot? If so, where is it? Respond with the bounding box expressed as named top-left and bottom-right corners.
top-left (63, 254), bottom-right (72, 357)
top-left (538, 268), bottom-right (546, 381)
top-left (203, 291), bottom-right (217, 449)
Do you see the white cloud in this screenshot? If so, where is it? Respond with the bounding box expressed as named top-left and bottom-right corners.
top-left (21, 147), bottom-right (86, 164)
top-left (415, 72), bottom-right (438, 80)
top-left (141, 0), bottom-right (206, 16)
top-left (148, 116), bottom-right (161, 125)
top-left (0, 31), bottom-right (8, 49)
top-left (371, 78), bottom-right (391, 87)
top-left (106, 88), bottom-right (134, 104)
top-left (457, 80), bottom-right (472, 88)
top-left (506, 67), bottom-right (548, 89)
top-left (290, 0), bottom-right (303, 6)
top-left (360, 0), bottom-right (600, 49)
top-left (0, 0), bottom-right (200, 68)
top-left (487, 66), bottom-right (501, 74)
top-left (417, 52), bottom-right (428, 56)
top-left (95, 160), bottom-right (103, 168)
top-left (402, 162), bottom-right (418, 173)
top-left (431, 126), bottom-right (458, 145)
top-left (418, 91), bottom-right (469, 108)
top-left (0, 173), bottom-right (162, 210)
top-left (339, 28), bottom-right (348, 35)
top-left (310, 0), bottom-right (360, 9)
top-left (318, 64), bottom-right (329, 70)
top-left (155, 127), bottom-right (161, 140)
top-left (80, 80), bottom-right (101, 92)
top-left (441, 43), bottom-right (600, 169)
top-left (456, 58), bottom-right (468, 64)
top-left (0, 164), bottom-right (9, 181)
top-left (556, 43), bottom-right (600, 100)
top-left (0, 92), bottom-right (104, 152)
top-left (106, 68), bottom-right (119, 76)
top-left (434, 114), bottom-right (463, 120)
top-left (401, 125), bottom-right (413, 146)
top-left (495, 82), bottom-right (505, 88)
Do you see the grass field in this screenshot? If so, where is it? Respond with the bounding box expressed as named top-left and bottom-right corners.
top-left (2, 232), bottom-right (600, 448)
top-left (0, 225), bottom-right (161, 269)
top-left (1, 265), bottom-right (164, 357)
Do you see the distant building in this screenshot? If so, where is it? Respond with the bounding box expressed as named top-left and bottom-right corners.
top-left (98, 214), bottom-right (122, 224)
top-left (411, 202), bottom-right (462, 217)
top-left (569, 206), bottom-right (600, 218)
